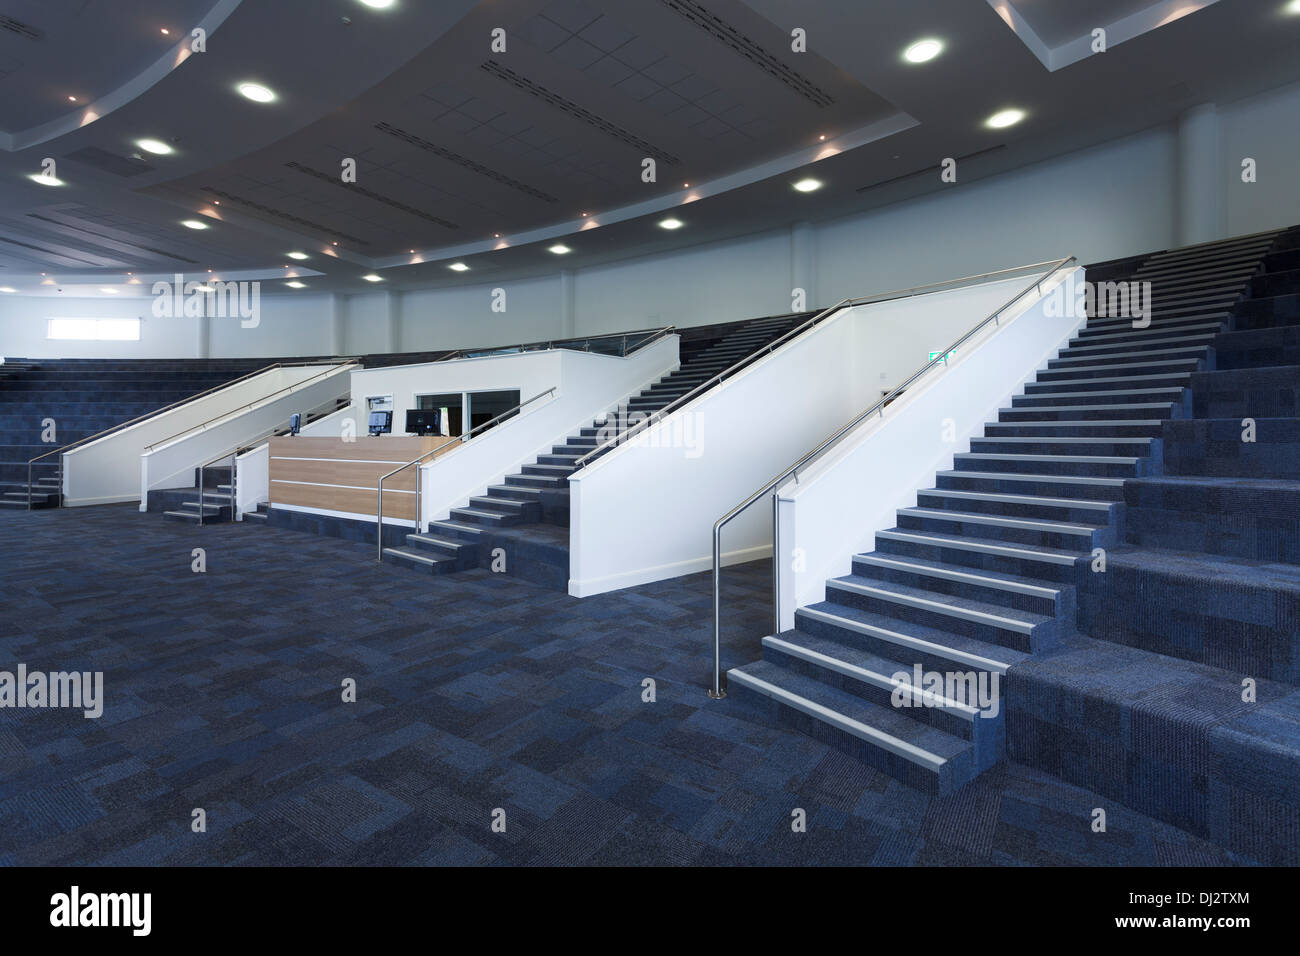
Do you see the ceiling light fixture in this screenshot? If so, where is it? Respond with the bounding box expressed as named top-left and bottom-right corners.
top-left (0, 287), bottom-right (17, 293)
top-left (285, 281), bottom-right (307, 289)
top-left (236, 82), bottom-right (277, 103)
top-left (181, 219), bottom-right (209, 230)
top-left (448, 262), bottom-right (469, 272)
top-left (658, 217), bottom-right (684, 230)
top-left (985, 108), bottom-right (1026, 129)
top-left (136, 138), bottom-right (173, 155)
top-left (100, 288), bottom-right (119, 294)
top-left (358, 0), bottom-right (396, 8)
top-left (793, 178), bottom-right (823, 193)
top-left (903, 38), bottom-right (944, 63)
top-left (287, 251), bottom-right (309, 260)
top-left (160, 28), bottom-right (170, 35)
top-left (67, 95), bottom-right (77, 103)
top-left (548, 244), bottom-right (572, 255)
top-left (1287, 0), bottom-right (1300, 13)
top-left (362, 273), bottom-right (384, 282)
top-left (28, 173), bottom-right (64, 186)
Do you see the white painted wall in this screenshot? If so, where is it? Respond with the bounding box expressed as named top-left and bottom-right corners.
top-left (1224, 78), bottom-right (1300, 238)
top-left (775, 265), bottom-right (1086, 629)
top-left (58, 363), bottom-right (343, 506)
top-left (139, 364), bottom-right (353, 505)
top-left (566, 271), bottom-right (1056, 598)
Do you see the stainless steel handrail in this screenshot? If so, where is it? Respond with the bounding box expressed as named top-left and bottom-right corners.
top-left (143, 360), bottom-right (357, 452)
top-left (570, 260), bottom-right (1069, 472)
top-left (705, 256), bottom-right (1077, 698)
top-left (439, 326), bottom-right (674, 363)
top-left (376, 386), bottom-right (557, 561)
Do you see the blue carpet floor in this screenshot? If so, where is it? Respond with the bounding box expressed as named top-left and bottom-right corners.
top-left (0, 505), bottom-right (1257, 865)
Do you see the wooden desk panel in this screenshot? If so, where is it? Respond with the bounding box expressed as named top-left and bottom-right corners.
top-left (269, 435), bottom-right (457, 518)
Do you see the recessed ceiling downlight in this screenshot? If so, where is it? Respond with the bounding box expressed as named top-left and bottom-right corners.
top-left (285, 281), bottom-right (307, 289)
top-left (362, 273), bottom-right (384, 282)
top-left (28, 173), bottom-right (64, 186)
top-left (287, 251), bottom-right (309, 260)
top-left (903, 38), bottom-right (944, 63)
top-left (136, 138), bottom-right (173, 155)
top-left (658, 217), bottom-right (684, 230)
top-left (181, 219), bottom-right (209, 230)
top-left (448, 262), bottom-right (469, 272)
top-left (358, 0), bottom-right (396, 8)
top-left (548, 244), bottom-right (572, 255)
top-left (793, 178), bottom-right (823, 193)
top-left (985, 108), bottom-right (1026, 129)
top-left (236, 82), bottom-right (277, 103)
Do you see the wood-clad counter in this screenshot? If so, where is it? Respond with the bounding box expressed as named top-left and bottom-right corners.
top-left (268, 436), bottom-right (458, 520)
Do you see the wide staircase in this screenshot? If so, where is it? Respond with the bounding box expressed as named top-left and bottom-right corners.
top-left (0, 358), bottom-right (268, 509)
top-left (726, 228), bottom-right (1292, 796)
top-left (382, 312), bottom-right (810, 583)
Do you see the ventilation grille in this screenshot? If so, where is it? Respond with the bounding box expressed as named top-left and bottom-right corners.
top-left (0, 15), bottom-right (43, 40)
top-left (0, 233), bottom-right (102, 265)
top-left (659, 0), bottom-right (832, 108)
top-left (200, 188), bottom-right (370, 246)
top-left (855, 145), bottom-right (1008, 193)
top-left (374, 121), bottom-right (559, 202)
top-left (479, 61), bottom-right (680, 166)
top-left (25, 213), bottom-right (199, 264)
top-left (64, 146), bottom-right (155, 178)
top-left (284, 162), bottom-right (459, 230)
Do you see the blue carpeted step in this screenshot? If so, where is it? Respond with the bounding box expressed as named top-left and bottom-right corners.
top-left (449, 505), bottom-right (522, 527)
top-left (896, 505), bottom-right (1107, 549)
top-left (381, 546), bottom-right (460, 574)
top-left (915, 486), bottom-right (1119, 526)
top-left (1212, 326), bottom-right (1300, 370)
top-left (983, 419), bottom-right (1164, 438)
top-left (1163, 416), bottom-right (1300, 477)
top-left (426, 519), bottom-right (485, 543)
top-left (1070, 322), bottom-right (1227, 347)
top-left (759, 631), bottom-right (1000, 759)
top-left (824, 572), bottom-right (1060, 652)
top-left (1124, 476), bottom-right (1300, 563)
top-left (794, 600), bottom-right (1030, 676)
top-left (1036, 357), bottom-right (1202, 381)
top-left (1024, 371), bottom-right (1193, 394)
top-left (1049, 344), bottom-right (1212, 369)
top-left (850, 551), bottom-right (1071, 617)
top-left (953, 451), bottom-right (1151, 479)
top-left (1058, 331), bottom-right (1218, 357)
top-left (969, 435), bottom-right (1159, 458)
top-left (998, 402), bottom-right (1180, 422)
top-left (726, 659), bottom-right (977, 794)
top-left (1190, 366), bottom-right (1300, 418)
top-left (872, 527), bottom-right (1085, 584)
top-left (1012, 387), bottom-right (1187, 408)
top-left (935, 468), bottom-right (1127, 501)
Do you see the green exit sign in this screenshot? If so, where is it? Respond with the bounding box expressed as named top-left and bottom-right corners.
top-left (928, 349), bottom-right (957, 363)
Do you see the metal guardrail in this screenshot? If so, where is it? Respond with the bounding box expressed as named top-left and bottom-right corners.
top-left (439, 326), bottom-right (674, 363)
top-left (376, 386), bottom-right (557, 561)
top-left (705, 256), bottom-right (1078, 698)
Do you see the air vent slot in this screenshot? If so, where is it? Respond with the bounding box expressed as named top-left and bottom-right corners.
top-left (479, 61), bottom-right (680, 166)
top-left (0, 15), bottom-right (43, 41)
top-left (856, 145), bottom-right (1008, 193)
top-left (374, 121), bottom-right (559, 202)
top-left (64, 146), bottom-right (155, 178)
top-left (284, 162), bottom-right (459, 230)
top-left (659, 0), bottom-right (832, 108)
top-left (200, 188), bottom-right (370, 246)
top-left (25, 213), bottom-right (199, 264)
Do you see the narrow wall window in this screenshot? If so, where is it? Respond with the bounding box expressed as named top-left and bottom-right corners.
top-left (47, 318), bottom-right (141, 341)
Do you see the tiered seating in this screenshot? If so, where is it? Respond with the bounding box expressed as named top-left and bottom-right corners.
top-left (382, 312), bottom-right (811, 581)
top-left (0, 358), bottom-right (269, 508)
top-left (726, 229), bottom-right (1297, 803)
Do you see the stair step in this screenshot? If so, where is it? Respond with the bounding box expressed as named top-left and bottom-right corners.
top-left (795, 601), bottom-right (1027, 675)
top-left (999, 402), bottom-right (1178, 421)
top-left (897, 504), bottom-right (1102, 549)
top-left (953, 451), bottom-right (1147, 479)
top-left (1012, 387), bottom-right (1186, 407)
top-left (727, 660), bottom-right (975, 794)
top-left (851, 552), bottom-right (1067, 617)
top-left (382, 547), bottom-right (459, 573)
top-left (873, 528), bottom-right (1082, 584)
top-left (916, 487), bottom-right (1117, 524)
top-left (982, 420), bottom-right (1164, 437)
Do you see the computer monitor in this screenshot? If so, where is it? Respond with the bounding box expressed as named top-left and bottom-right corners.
top-left (288, 413), bottom-right (302, 436)
top-left (405, 409), bottom-right (441, 436)
top-left (367, 410), bottom-right (392, 436)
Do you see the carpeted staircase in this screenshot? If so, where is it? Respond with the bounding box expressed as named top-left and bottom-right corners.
top-left (382, 313), bottom-right (808, 584)
top-left (727, 228), bottom-right (1294, 797)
